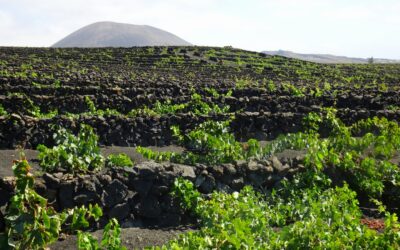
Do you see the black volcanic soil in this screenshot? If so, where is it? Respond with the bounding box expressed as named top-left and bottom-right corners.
top-left (49, 227), bottom-right (193, 250)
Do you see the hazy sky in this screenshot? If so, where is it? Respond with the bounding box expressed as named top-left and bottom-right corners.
top-left (0, 0), bottom-right (399, 59)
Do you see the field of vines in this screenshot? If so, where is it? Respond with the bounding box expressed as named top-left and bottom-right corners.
top-left (0, 46), bottom-right (400, 249)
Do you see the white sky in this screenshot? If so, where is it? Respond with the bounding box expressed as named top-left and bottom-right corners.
top-left (0, 0), bottom-right (399, 59)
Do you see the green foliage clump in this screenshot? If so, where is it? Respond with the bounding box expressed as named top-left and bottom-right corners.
top-left (128, 99), bottom-right (186, 117)
top-left (153, 177), bottom-right (400, 249)
top-left (137, 120), bottom-right (260, 165)
top-left (26, 104), bottom-right (58, 119)
top-left (152, 99), bottom-right (186, 115)
top-left (37, 124), bottom-right (104, 173)
top-left (282, 82), bottom-right (305, 97)
top-left (267, 79), bottom-right (277, 92)
top-left (84, 96), bottom-right (120, 117)
top-left (235, 78), bottom-right (253, 89)
top-left (171, 177), bottom-right (202, 214)
top-left (0, 104), bottom-right (7, 116)
top-left (8, 92), bottom-right (58, 118)
top-left (0, 157), bottom-right (102, 250)
top-left (1, 158), bottom-right (63, 249)
top-left (303, 109), bottom-right (400, 198)
top-left (204, 87), bottom-right (232, 98)
top-left (189, 93), bottom-right (230, 115)
top-left (66, 204), bottom-right (103, 234)
top-left (106, 153), bottom-right (134, 168)
top-left (261, 132), bottom-right (316, 159)
top-left (77, 219), bottom-right (126, 250)
top-left (128, 91), bottom-right (230, 117)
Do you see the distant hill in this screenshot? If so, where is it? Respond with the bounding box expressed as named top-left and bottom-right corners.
top-left (52, 21), bottom-right (191, 48)
top-left (262, 50), bottom-right (400, 64)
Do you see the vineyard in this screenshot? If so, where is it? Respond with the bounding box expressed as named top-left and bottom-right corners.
top-left (0, 46), bottom-right (400, 249)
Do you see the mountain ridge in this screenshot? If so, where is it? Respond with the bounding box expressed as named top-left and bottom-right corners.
top-left (262, 50), bottom-right (400, 64)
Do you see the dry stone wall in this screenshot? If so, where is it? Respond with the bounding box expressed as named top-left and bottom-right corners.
top-left (0, 155), bottom-right (305, 231)
top-left (2, 109), bottom-right (400, 149)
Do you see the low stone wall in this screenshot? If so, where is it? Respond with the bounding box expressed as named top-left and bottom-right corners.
top-left (2, 109), bottom-right (400, 149)
top-left (0, 155), bottom-right (305, 231)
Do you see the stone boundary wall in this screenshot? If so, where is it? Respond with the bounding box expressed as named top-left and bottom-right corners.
top-left (0, 155), bottom-right (305, 231)
top-left (2, 109), bottom-right (399, 149)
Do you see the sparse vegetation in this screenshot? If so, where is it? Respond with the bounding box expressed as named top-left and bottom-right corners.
top-left (1, 46), bottom-right (400, 249)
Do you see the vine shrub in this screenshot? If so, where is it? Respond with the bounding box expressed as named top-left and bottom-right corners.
top-left (8, 93), bottom-right (58, 119)
top-left (37, 124), bottom-right (104, 173)
top-left (0, 104), bottom-right (7, 116)
top-left (105, 153), bottom-right (134, 168)
top-left (0, 156), bottom-right (102, 249)
top-left (137, 120), bottom-right (262, 165)
top-left (155, 177), bottom-right (400, 249)
top-left (303, 109), bottom-right (400, 198)
top-left (128, 91), bottom-right (230, 117)
top-left (84, 96), bottom-right (120, 117)
top-left (77, 219), bottom-right (126, 250)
